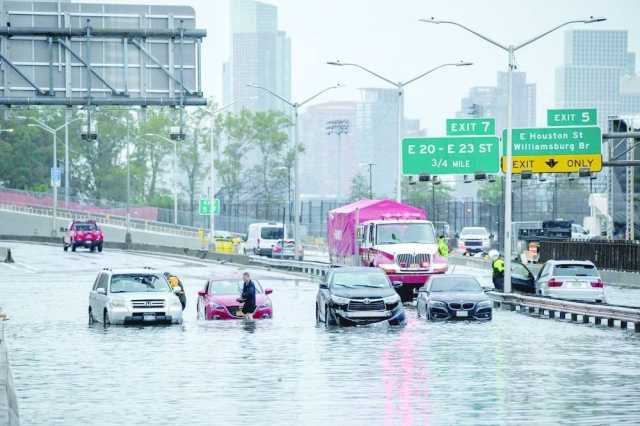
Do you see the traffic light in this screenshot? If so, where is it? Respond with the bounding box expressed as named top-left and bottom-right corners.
top-left (170, 126), bottom-right (186, 141)
top-left (81, 124), bottom-right (97, 140)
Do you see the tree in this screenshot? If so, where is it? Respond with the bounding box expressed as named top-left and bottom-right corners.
top-left (402, 177), bottom-right (453, 208)
top-left (135, 109), bottom-right (173, 203)
top-left (349, 173), bottom-right (370, 201)
top-left (477, 179), bottom-right (503, 204)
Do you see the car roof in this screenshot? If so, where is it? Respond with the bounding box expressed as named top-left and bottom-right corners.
top-left (431, 274), bottom-right (480, 280)
top-left (103, 268), bottom-right (164, 276)
top-left (546, 260), bottom-right (596, 266)
top-left (330, 267), bottom-right (386, 273)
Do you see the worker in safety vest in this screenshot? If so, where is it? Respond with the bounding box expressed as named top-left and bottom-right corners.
top-left (165, 272), bottom-right (187, 310)
top-left (489, 249), bottom-right (505, 291)
top-left (437, 234), bottom-right (449, 257)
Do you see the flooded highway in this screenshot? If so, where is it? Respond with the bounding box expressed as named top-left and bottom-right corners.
top-left (1, 242), bottom-right (640, 425)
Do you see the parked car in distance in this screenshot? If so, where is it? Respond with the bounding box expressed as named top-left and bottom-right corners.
top-left (272, 239), bottom-right (304, 260)
top-left (457, 227), bottom-right (492, 255)
top-left (571, 223), bottom-right (592, 240)
top-left (88, 268), bottom-right (183, 326)
top-left (316, 267), bottom-right (405, 327)
top-left (535, 260), bottom-right (605, 303)
top-left (63, 220), bottom-right (104, 252)
top-left (197, 278), bottom-right (273, 320)
top-left (416, 274), bottom-right (492, 321)
top-left (245, 222), bottom-right (285, 258)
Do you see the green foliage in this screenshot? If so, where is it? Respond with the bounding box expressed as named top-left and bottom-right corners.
top-left (349, 173), bottom-right (370, 201)
top-left (477, 179), bottom-right (503, 204)
top-left (402, 176), bottom-right (453, 207)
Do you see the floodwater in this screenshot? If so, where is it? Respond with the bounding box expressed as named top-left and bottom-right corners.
top-left (1, 243), bottom-right (640, 425)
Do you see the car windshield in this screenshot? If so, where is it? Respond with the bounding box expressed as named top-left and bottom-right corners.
top-left (460, 228), bottom-right (488, 238)
top-left (332, 271), bottom-right (390, 288)
top-left (109, 274), bottom-right (168, 293)
top-left (261, 227), bottom-right (284, 239)
top-left (553, 264), bottom-right (597, 277)
top-left (209, 280), bottom-right (263, 295)
top-left (376, 223), bottom-right (435, 244)
top-left (430, 277), bottom-right (482, 292)
top-left (75, 223), bottom-right (97, 231)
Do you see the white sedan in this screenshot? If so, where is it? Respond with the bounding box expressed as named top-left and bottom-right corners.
top-left (535, 260), bottom-right (605, 303)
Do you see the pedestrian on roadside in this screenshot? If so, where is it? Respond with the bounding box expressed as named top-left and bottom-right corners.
top-left (237, 272), bottom-right (257, 320)
top-left (437, 234), bottom-right (449, 257)
top-left (489, 249), bottom-right (505, 291)
top-left (165, 272), bottom-right (187, 311)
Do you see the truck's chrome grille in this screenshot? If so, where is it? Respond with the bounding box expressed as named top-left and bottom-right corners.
top-left (348, 299), bottom-right (385, 311)
top-left (396, 253), bottom-right (431, 269)
top-left (131, 299), bottom-right (165, 309)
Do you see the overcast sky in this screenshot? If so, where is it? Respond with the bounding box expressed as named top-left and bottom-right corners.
top-left (88, 0), bottom-right (639, 134)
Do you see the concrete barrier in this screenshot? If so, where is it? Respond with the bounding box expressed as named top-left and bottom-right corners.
top-left (0, 321), bottom-right (19, 425)
top-left (0, 247), bottom-right (14, 263)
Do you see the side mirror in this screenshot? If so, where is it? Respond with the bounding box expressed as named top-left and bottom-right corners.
top-left (265, 288), bottom-right (273, 295)
top-left (97, 288), bottom-right (106, 295)
top-left (489, 233), bottom-right (495, 239)
top-left (584, 230), bottom-right (589, 235)
top-left (392, 281), bottom-right (403, 288)
top-left (59, 227), bottom-right (67, 232)
top-left (197, 290), bottom-right (206, 297)
top-left (455, 233), bottom-right (460, 239)
top-left (418, 286), bottom-right (429, 293)
top-left (319, 283), bottom-right (329, 290)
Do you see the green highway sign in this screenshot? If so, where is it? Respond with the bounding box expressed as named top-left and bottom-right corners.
top-left (547, 108), bottom-right (597, 126)
top-left (446, 118), bottom-right (495, 136)
top-left (502, 126), bottom-right (602, 156)
top-left (198, 198), bottom-right (220, 216)
top-left (402, 137), bottom-right (500, 175)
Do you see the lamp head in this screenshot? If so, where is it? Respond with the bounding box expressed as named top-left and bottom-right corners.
top-left (456, 61), bottom-right (473, 66)
top-left (326, 60), bottom-right (344, 66)
top-left (419, 17), bottom-right (442, 24)
top-left (584, 16), bottom-right (607, 23)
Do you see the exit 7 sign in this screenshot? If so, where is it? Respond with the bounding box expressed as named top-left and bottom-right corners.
top-left (446, 118), bottom-right (495, 136)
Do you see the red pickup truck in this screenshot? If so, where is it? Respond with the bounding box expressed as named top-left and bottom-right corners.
top-left (63, 220), bottom-right (104, 252)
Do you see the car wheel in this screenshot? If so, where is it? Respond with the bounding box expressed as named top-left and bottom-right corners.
top-left (71, 243), bottom-right (76, 252)
top-left (90, 245), bottom-right (96, 252)
top-left (88, 308), bottom-right (94, 325)
top-left (315, 305), bottom-right (320, 325)
top-left (103, 309), bottom-right (110, 327)
top-left (98, 243), bottom-right (103, 253)
top-left (324, 306), bottom-right (337, 327)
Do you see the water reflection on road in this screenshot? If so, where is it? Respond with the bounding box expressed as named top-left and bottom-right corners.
top-left (1, 243), bottom-right (640, 425)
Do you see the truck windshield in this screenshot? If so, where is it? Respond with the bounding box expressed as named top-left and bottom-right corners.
top-left (460, 227), bottom-right (488, 239)
top-left (376, 223), bottom-right (435, 245)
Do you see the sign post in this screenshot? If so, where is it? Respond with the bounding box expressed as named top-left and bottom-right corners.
top-left (402, 136), bottom-right (500, 175)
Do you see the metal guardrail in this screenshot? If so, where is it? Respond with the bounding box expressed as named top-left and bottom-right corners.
top-left (0, 202), bottom-right (205, 239)
top-left (490, 291), bottom-right (640, 331)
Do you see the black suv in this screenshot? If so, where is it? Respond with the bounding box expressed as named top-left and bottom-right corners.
top-left (316, 267), bottom-right (406, 327)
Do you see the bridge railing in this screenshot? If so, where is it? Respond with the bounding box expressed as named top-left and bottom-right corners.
top-left (539, 239), bottom-right (640, 272)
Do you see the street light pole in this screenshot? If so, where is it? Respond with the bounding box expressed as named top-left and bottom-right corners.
top-left (420, 16), bottom-right (606, 294)
top-left (328, 60), bottom-right (472, 202)
top-left (368, 163), bottom-right (374, 199)
top-left (247, 83), bottom-right (341, 260)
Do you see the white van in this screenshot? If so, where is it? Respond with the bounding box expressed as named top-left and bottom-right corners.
top-left (245, 222), bottom-right (285, 257)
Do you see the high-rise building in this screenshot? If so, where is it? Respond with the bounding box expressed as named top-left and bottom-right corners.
top-left (298, 101), bottom-right (358, 199)
top-left (223, 0), bottom-right (291, 113)
top-left (555, 30), bottom-right (638, 128)
top-left (456, 71), bottom-right (536, 133)
top-left (356, 88), bottom-right (400, 198)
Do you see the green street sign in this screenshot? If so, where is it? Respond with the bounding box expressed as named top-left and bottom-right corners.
top-left (402, 137), bottom-right (500, 175)
top-left (502, 126), bottom-right (602, 156)
top-left (547, 108), bottom-right (597, 126)
top-left (446, 118), bottom-right (495, 136)
top-left (199, 198), bottom-right (220, 216)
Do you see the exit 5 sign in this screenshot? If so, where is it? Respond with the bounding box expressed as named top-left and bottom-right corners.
top-left (547, 108), bottom-right (597, 126)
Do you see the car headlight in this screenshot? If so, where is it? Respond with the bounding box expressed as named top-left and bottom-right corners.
top-left (383, 293), bottom-right (400, 304)
top-left (379, 263), bottom-right (399, 273)
top-left (428, 300), bottom-right (446, 307)
top-left (477, 300), bottom-right (493, 308)
top-left (330, 295), bottom-right (350, 305)
top-left (110, 299), bottom-right (127, 308)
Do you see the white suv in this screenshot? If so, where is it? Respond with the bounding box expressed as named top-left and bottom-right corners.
top-left (89, 268), bottom-right (183, 325)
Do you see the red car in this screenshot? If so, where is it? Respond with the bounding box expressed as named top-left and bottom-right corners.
top-left (63, 220), bottom-right (104, 252)
top-left (197, 278), bottom-right (273, 320)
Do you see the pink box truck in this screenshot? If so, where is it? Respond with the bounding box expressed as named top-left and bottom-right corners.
top-left (328, 199), bottom-right (448, 301)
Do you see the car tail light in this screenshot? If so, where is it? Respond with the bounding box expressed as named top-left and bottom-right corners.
top-left (548, 278), bottom-right (563, 287)
top-left (591, 279), bottom-right (604, 288)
